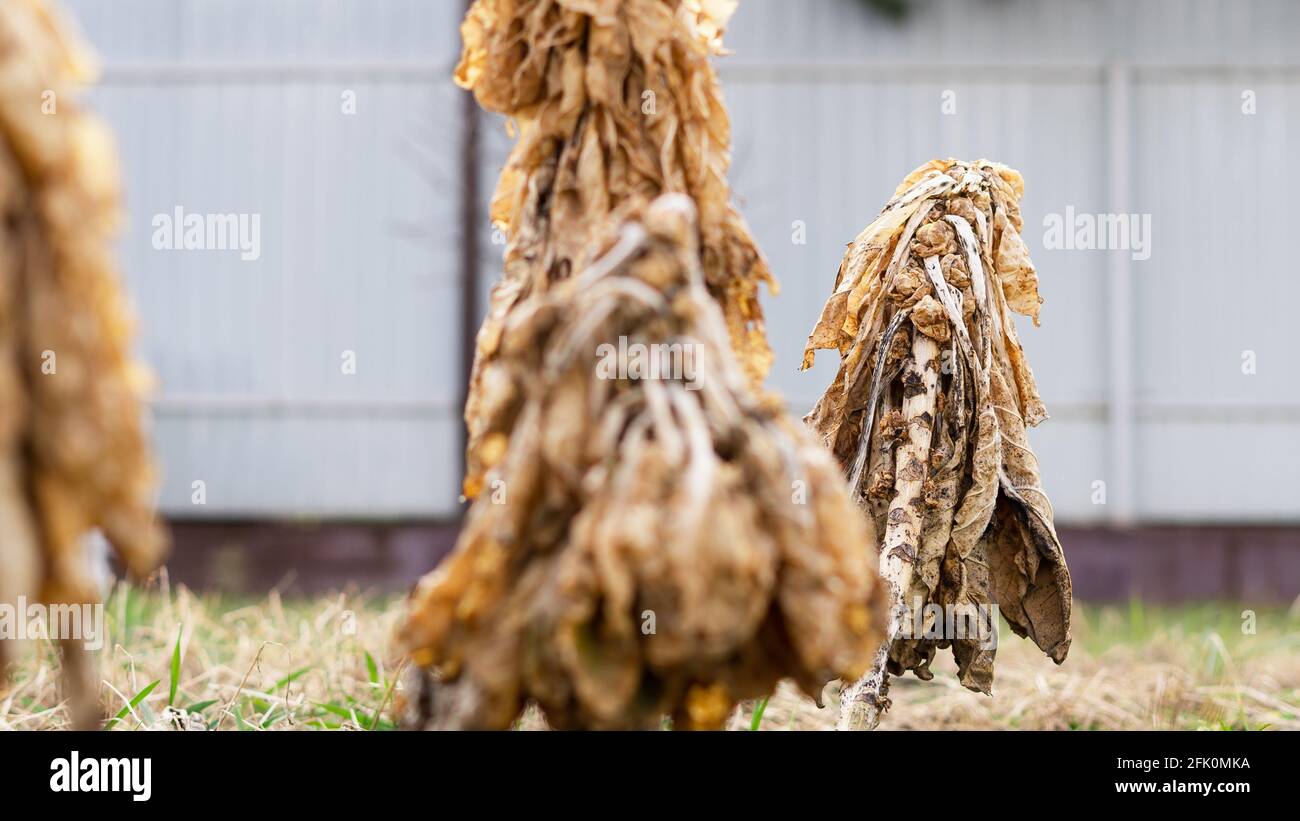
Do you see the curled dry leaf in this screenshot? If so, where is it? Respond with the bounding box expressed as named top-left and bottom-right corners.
top-left (399, 195), bottom-right (885, 730)
top-left (404, 0), bottom-right (884, 730)
top-left (801, 159), bottom-right (1071, 724)
top-left (909, 295), bottom-right (950, 343)
top-left (455, 0), bottom-right (775, 500)
top-left (0, 0), bottom-right (164, 630)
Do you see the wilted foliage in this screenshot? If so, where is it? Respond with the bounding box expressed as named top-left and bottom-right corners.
top-left (400, 195), bottom-right (884, 729)
top-left (802, 159), bottom-right (1072, 728)
top-left (398, 0), bottom-right (886, 730)
top-left (0, 0), bottom-right (164, 644)
top-left (454, 0), bottom-right (776, 500)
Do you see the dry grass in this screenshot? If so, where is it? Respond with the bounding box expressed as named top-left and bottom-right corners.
top-left (1, 573), bottom-right (406, 731)
top-left (2, 576), bottom-right (1296, 730)
top-left (727, 602), bottom-right (1300, 731)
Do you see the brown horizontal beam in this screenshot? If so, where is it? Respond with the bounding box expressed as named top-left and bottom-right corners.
top-left (154, 519), bottom-right (460, 597)
top-left (146, 520), bottom-right (1300, 604)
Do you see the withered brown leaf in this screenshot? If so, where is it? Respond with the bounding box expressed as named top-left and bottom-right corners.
top-left (400, 196), bottom-right (885, 730)
top-left (803, 159), bottom-right (1071, 726)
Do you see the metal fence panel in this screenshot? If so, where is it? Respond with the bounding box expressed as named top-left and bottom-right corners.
top-left (61, 0), bottom-right (1300, 523)
top-left (67, 0), bottom-right (464, 516)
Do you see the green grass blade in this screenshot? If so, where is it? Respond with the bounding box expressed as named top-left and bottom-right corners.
top-left (105, 679), bottom-right (160, 730)
top-left (271, 666), bottom-right (314, 693)
top-left (260, 707), bottom-right (287, 728)
top-left (369, 661), bottom-right (404, 731)
top-left (749, 697), bottom-right (769, 731)
top-left (167, 626), bottom-right (183, 706)
top-left (317, 702), bottom-right (355, 721)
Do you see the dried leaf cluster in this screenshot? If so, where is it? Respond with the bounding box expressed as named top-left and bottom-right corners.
top-left (400, 195), bottom-right (884, 730)
top-left (0, 0), bottom-right (165, 672)
top-left (454, 0), bottom-right (775, 500)
top-left (400, 0), bottom-right (887, 729)
top-left (802, 159), bottom-right (1072, 726)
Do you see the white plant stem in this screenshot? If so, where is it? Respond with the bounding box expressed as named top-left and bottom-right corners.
top-left (839, 317), bottom-right (941, 731)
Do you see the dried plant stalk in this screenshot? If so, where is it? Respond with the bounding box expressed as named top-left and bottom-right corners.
top-left (454, 0), bottom-right (775, 500)
top-left (402, 0), bottom-right (884, 730)
top-left (399, 195), bottom-right (885, 730)
top-left (840, 329), bottom-right (939, 730)
top-left (802, 159), bottom-right (1072, 729)
top-left (0, 0), bottom-right (165, 691)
